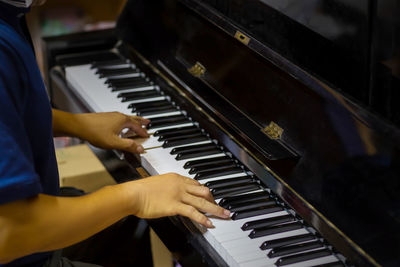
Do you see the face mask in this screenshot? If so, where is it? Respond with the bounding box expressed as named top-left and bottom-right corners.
top-left (0, 0), bottom-right (33, 8)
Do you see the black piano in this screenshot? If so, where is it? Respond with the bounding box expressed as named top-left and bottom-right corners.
top-left (43, 0), bottom-right (400, 266)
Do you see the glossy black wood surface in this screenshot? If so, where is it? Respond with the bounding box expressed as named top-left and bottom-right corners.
top-left (116, 1), bottom-right (400, 266)
top-left (200, 0), bottom-right (371, 107)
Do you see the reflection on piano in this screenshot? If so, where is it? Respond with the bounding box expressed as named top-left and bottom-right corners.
top-left (43, 0), bottom-right (400, 266)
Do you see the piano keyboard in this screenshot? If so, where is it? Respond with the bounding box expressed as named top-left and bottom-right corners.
top-left (64, 52), bottom-right (345, 267)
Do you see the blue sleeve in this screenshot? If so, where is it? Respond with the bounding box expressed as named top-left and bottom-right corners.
top-left (0, 29), bottom-right (42, 205)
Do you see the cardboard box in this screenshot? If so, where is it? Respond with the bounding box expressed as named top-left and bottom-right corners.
top-left (56, 144), bottom-right (116, 192)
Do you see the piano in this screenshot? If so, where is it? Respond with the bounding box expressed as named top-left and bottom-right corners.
top-left (42, 0), bottom-right (400, 266)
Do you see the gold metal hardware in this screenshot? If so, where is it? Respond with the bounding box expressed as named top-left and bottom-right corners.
top-left (187, 62), bottom-right (206, 77)
top-left (262, 121), bottom-right (283, 140)
top-left (234, 31), bottom-right (251, 45)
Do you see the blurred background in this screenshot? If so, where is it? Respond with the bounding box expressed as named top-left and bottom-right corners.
top-left (27, 0), bottom-right (127, 74)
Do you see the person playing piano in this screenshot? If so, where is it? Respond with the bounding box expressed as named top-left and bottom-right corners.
top-left (0, 0), bottom-right (230, 266)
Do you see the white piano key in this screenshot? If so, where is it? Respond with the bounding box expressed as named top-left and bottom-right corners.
top-left (125, 96), bottom-right (167, 104)
top-left (112, 85), bottom-right (157, 94)
top-left (281, 255), bottom-right (340, 267)
top-left (235, 250), bottom-right (273, 265)
top-left (223, 229), bottom-right (312, 265)
top-left (208, 211), bottom-right (289, 236)
top-left (141, 144), bottom-right (221, 176)
top-left (239, 257), bottom-right (275, 267)
top-left (196, 173), bottom-right (250, 185)
top-left (144, 111), bottom-right (184, 119)
top-left (100, 72), bottom-right (143, 79)
top-left (66, 65), bottom-right (167, 114)
top-left (237, 245), bottom-right (328, 265)
top-left (134, 130), bottom-right (209, 150)
top-left (141, 147), bottom-right (251, 185)
top-left (93, 63), bottom-right (132, 69)
top-left (238, 254), bottom-right (339, 267)
top-left (222, 229), bottom-right (310, 251)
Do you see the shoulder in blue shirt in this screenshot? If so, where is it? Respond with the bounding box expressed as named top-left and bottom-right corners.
top-left (0, 3), bottom-right (59, 266)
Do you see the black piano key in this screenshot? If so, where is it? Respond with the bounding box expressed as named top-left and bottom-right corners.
top-left (121, 91), bottom-right (161, 102)
top-left (160, 132), bottom-right (204, 141)
top-left (219, 191), bottom-right (270, 208)
top-left (275, 248), bottom-right (332, 266)
top-left (111, 81), bottom-right (153, 91)
top-left (260, 233), bottom-right (316, 250)
top-left (170, 143), bottom-right (217, 155)
top-left (129, 100), bottom-right (171, 111)
top-left (106, 76), bottom-right (146, 85)
top-left (228, 198), bottom-right (276, 213)
top-left (117, 90), bottom-right (160, 98)
top-left (162, 135), bottom-right (209, 148)
top-left (189, 161), bottom-right (237, 175)
top-left (97, 67), bottom-right (139, 78)
top-left (206, 176), bottom-right (254, 189)
top-left (184, 156), bottom-right (232, 169)
top-left (147, 115), bottom-right (190, 129)
top-left (194, 166), bottom-right (244, 180)
top-left (108, 78), bottom-right (149, 87)
top-left (91, 59), bottom-right (128, 68)
top-left (242, 215), bottom-right (295, 231)
top-left (212, 183), bottom-right (261, 199)
top-left (153, 125), bottom-right (199, 137)
top-left (137, 105), bottom-right (178, 116)
top-left (175, 148), bottom-right (222, 160)
top-left (228, 197), bottom-right (274, 211)
top-left (158, 128), bottom-right (202, 141)
top-left (248, 222), bottom-right (303, 238)
top-left (268, 240), bottom-right (324, 258)
top-left (158, 129), bottom-right (203, 141)
top-left (310, 262), bottom-right (345, 267)
top-left (232, 205), bottom-right (284, 221)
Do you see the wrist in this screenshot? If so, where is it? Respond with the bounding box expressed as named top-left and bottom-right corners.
top-left (115, 181), bottom-right (142, 216)
top-left (65, 113), bottom-right (87, 139)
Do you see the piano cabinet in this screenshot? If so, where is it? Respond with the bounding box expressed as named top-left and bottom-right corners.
top-left (43, 0), bottom-right (400, 266)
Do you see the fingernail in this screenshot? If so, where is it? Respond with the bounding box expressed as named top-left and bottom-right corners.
top-left (206, 220), bottom-right (214, 228)
top-left (224, 209), bottom-right (230, 217)
top-left (136, 145), bottom-right (144, 153)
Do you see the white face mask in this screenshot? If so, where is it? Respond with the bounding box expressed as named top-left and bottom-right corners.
top-left (0, 0), bottom-right (33, 8)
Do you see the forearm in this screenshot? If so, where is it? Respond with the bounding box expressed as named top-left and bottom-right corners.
top-left (0, 173), bottom-right (230, 264)
top-left (52, 109), bottom-right (84, 138)
top-left (0, 182), bottom-right (136, 263)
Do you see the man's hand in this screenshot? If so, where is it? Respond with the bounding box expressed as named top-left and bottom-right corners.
top-left (124, 173), bottom-right (230, 228)
top-left (53, 110), bottom-right (150, 153)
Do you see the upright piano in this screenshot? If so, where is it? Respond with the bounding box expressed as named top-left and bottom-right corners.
top-left (43, 0), bottom-right (400, 266)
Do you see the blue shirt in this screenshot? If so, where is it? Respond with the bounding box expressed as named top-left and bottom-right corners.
top-left (0, 3), bottom-right (59, 266)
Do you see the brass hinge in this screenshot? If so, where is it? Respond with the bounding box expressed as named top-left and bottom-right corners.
top-left (234, 31), bottom-right (251, 45)
top-left (187, 61), bottom-right (206, 78)
top-left (262, 121), bottom-right (284, 140)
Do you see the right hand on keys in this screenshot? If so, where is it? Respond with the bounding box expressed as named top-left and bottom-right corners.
top-left (124, 173), bottom-right (231, 228)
